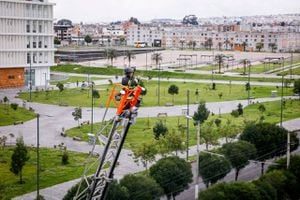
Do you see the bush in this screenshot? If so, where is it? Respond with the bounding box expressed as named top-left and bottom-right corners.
top-left (63, 178), bottom-right (91, 200)
top-left (10, 103), bottom-right (19, 111)
top-left (62, 151), bottom-right (69, 165)
top-left (212, 82), bottom-right (216, 90)
top-left (231, 110), bottom-right (239, 117)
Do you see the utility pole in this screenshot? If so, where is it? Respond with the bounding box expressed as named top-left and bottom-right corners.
top-left (36, 114), bottom-right (40, 199)
top-left (280, 57), bottom-right (284, 127)
top-left (91, 82), bottom-right (94, 135)
top-left (186, 90), bottom-right (190, 160)
top-left (247, 61), bottom-right (251, 105)
top-left (195, 120), bottom-right (200, 200)
top-left (29, 54), bottom-right (32, 102)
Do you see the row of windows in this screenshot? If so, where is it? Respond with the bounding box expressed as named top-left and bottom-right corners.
top-left (0, 1), bottom-right (53, 19)
top-left (0, 52), bottom-right (54, 66)
top-left (0, 35), bottom-right (53, 49)
top-left (0, 19), bottom-right (53, 34)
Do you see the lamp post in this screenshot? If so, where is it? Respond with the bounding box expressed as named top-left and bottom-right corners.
top-left (186, 90), bottom-right (190, 160)
top-left (36, 113), bottom-right (40, 199)
top-left (43, 72), bottom-right (47, 91)
top-left (157, 63), bottom-right (161, 106)
top-left (247, 61), bottom-right (251, 105)
top-left (91, 82), bottom-right (94, 135)
top-left (29, 55), bottom-right (32, 102)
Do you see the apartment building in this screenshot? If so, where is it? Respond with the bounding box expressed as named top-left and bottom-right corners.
top-left (0, 0), bottom-right (55, 88)
top-left (126, 24), bottom-right (300, 52)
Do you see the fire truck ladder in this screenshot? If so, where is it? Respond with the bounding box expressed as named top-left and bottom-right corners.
top-left (74, 84), bottom-right (143, 200)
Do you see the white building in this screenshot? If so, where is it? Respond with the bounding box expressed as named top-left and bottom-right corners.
top-left (0, 0), bottom-right (55, 88)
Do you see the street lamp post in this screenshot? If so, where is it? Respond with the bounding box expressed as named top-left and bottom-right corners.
top-left (247, 62), bottom-right (251, 105)
top-left (43, 72), bottom-right (47, 91)
top-left (91, 82), bottom-right (94, 135)
top-left (195, 120), bottom-right (200, 200)
top-left (29, 56), bottom-right (32, 102)
top-left (158, 63), bottom-right (161, 106)
top-left (186, 90), bottom-right (190, 160)
top-left (36, 114), bottom-right (40, 199)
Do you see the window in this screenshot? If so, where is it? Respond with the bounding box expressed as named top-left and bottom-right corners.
top-left (8, 75), bottom-right (15, 79)
top-left (33, 42), bottom-right (36, 48)
top-left (33, 53), bottom-right (37, 63)
top-left (26, 24), bottom-right (30, 33)
top-left (27, 53), bottom-right (31, 64)
top-left (39, 25), bottom-right (42, 33)
top-left (38, 41), bottom-right (42, 48)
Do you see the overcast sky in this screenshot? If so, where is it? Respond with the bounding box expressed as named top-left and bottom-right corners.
top-left (52, 0), bottom-right (300, 23)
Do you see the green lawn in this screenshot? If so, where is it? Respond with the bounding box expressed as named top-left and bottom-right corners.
top-left (192, 65), bottom-right (219, 71)
top-left (277, 66), bottom-right (300, 76)
top-left (0, 104), bottom-right (36, 126)
top-left (51, 64), bottom-right (284, 83)
top-left (66, 99), bottom-right (300, 151)
top-left (0, 147), bottom-right (96, 199)
top-left (229, 59), bottom-right (300, 74)
top-left (50, 76), bottom-right (105, 85)
top-left (17, 81), bottom-right (294, 107)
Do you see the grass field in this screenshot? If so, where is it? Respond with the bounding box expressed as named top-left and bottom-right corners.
top-left (66, 99), bottom-right (300, 151)
top-left (0, 147), bottom-right (96, 199)
top-left (50, 76), bottom-right (105, 85)
top-left (51, 64), bottom-right (284, 83)
top-left (17, 81), bottom-right (293, 107)
top-left (0, 104), bottom-right (36, 126)
top-left (277, 66), bottom-right (300, 76)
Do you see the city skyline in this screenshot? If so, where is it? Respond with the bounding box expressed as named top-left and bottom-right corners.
top-left (52, 0), bottom-right (300, 23)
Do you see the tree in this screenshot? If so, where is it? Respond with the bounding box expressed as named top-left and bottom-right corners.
top-left (106, 180), bottom-right (130, 200)
top-left (92, 89), bottom-right (100, 106)
top-left (129, 17), bottom-right (140, 25)
top-left (220, 119), bottom-right (238, 143)
top-left (214, 54), bottom-right (226, 73)
top-left (151, 53), bottom-right (162, 69)
top-left (72, 107), bottom-right (82, 127)
top-left (222, 141), bottom-right (256, 181)
top-left (269, 43), bottom-right (277, 53)
top-left (258, 104), bottom-right (266, 122)
top-left (56, 82), bottom-right (64, 92)
top-left (199, 182), bottom-right (262, 200)
top-left (10, 137), bottom-right (30, 184)
top-left (139, 79), bottom-right (147, 96)
top-left (0, 136), bottom-right (8, 150)
top-left (120, 174), bottom-right (163, 200)
top-left (256, 42), bottom-right (263, 52)
top-left (204, 38), bottom-right (213, 50)
top-left (199, 152), bottom-right (231, 187)
top-left (3, 96), bottom-right (9, 113)
top-left (150, 156), bottom-right (193, 200)
top-left (179, 40), bottom-right (185, 50)
top-left (240, 123), bottom-right (299, 174)
top-left (106, 48), bottom-right (117, 67)
top-left (133, 142), bottom-right (157, 171)
top-left (153, 120), bottom-right (168, 140)
top-left (193, 101), bottom-right (210, 123)
top-left (124, 50), bottom-right (136, 67)
top-left (84, 35), bottom-right (92, 45)
top-left (168, 84), bottom-right (179, 104)
top-left (242, 41), bottom-right (248, 51)
top-left (54, 37), bottom-right (61, 45)
top-left (245, 82), bottom-right (251, 92)
top-left (192, 41), bottom-right (197, 50)
top-left (237, 103), bottom-right (243, 116)
top-left (201, 120), bottom-right (219, 150)
top-left (195, 88), bottom-right (199, 102)
top-left (10, 103), bottom-right (18, 111)
top-left (294, 79), bottom-right (300, 100)
top-left (158, 130), bottom-right (185, 156)
top-left (240, 59), bottom-right (251, 75)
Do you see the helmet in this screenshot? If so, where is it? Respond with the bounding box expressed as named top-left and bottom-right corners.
top-left (124, 67), bottom-right (134, 75)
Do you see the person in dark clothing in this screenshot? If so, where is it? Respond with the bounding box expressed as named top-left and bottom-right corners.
top-left (121, 67), bottom-right (139, 88)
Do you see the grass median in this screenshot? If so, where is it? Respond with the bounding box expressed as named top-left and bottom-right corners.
top-left (0, 104), bottom-right (36, 126)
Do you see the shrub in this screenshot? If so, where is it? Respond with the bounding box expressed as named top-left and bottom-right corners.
top-left (10, 103), bottom-right (19, 111)
top-left (62, 151), bottom-right (69, 165)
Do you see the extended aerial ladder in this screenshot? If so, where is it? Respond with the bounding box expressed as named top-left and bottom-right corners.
top-left (74, 84), bottom-right (143, 200)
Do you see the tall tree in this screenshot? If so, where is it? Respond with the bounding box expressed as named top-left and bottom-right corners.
top-left (10, 137), bottom-right (30, 184)
top-left (150, 156), bottom-right (193, 200)
top-left (215, 54), bottom-right (226, 73)
top-left (293, 79), bottom-right (300, 100)
top-left (201, 120), bottom-right (219, 150)
top-left (133, 141), bottom-right (157, 171)
top-left (240, 59), bottom-right (251, 75)
top-left (204, 38), bottom-right (213, 50)
top-left (240, 123), bottom-right (299, 174)
top-left (193, 101), bottom-right (210, 123)
top-left (158, 130), bottom-right (185, 156)
top-left (84, 35), bottom-right (92, 46)
top-left (151, 53), bottom-right (162, 69)
top-left (106, 48), bottom-right (117, 67)
top-left (256, 42), bottom-right (263, 52)
top-left (192, 41), bottom-right (197, 50)
top-left (222, 141), bottom-right (256, 181)
top-left (179, 40), bottom-right (185, 50)
top-left (242, 41), bottom-right (248, 51)
top-left (120, 174), bottom-right (163, 200)
top-left (224, 39), bottom-right (231, 50)
top-left (168, 84), bottom-right (179, 104)
top-left (199, 152), bottom-right (231, 187)
top-left (153, 120), bottom-right (168, 140)
top-left (72, 107), bottom-right (82, 127)
top-left (269, 43), bottom-right (277, 53)
top-left (124, 50), bottom-right (136, 67)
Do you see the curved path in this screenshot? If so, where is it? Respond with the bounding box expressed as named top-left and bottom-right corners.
top-left (0, 88), bottom-right (299, 200)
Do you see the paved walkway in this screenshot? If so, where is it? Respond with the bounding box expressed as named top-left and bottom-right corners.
top-left (0, 88), bottom-right (298, 199)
